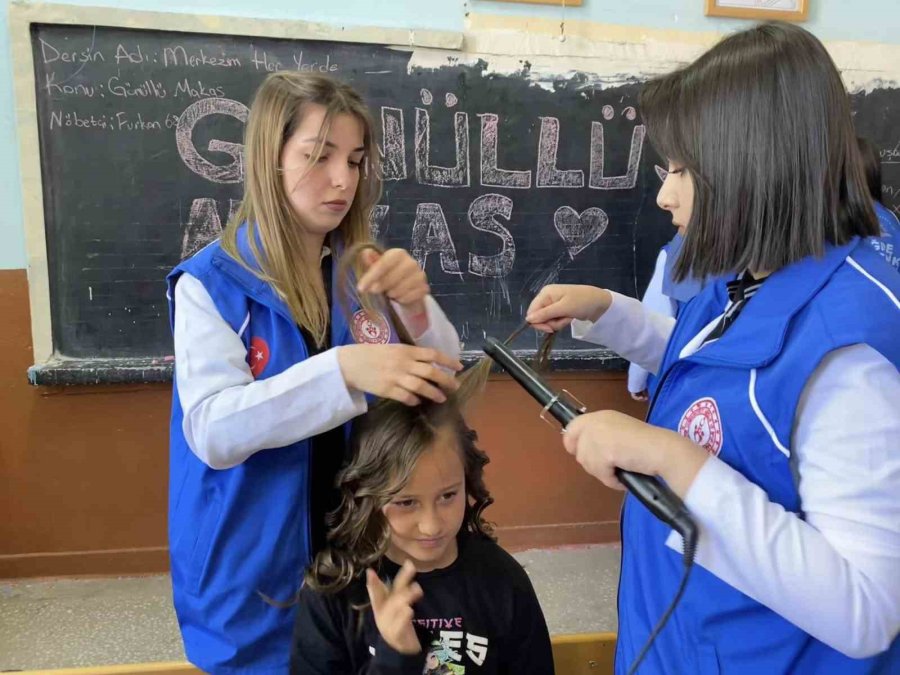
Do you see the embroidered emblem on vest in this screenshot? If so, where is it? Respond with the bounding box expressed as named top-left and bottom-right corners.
top-left (351, 309), bottom-right (391, 344)
top-left (678, 397), bottom-right (724, 456)
top-left (247, 336), bottom-right (270, 377)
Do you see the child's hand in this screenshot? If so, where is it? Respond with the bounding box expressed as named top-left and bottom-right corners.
top-left (526, 284), bottom-right (613, 334)
top-left (357, 249), bottom-right (430, 317)
top-left (366, 561), bottom-right (423, 655)
top-left (338, 344), bottom-right (462, 406)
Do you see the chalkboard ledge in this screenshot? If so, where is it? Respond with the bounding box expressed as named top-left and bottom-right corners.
top-left (27, 356), bottom-right (175, 386)
top-left (468, 348), bottom-right (628, 373)
top-left (27, 349), bottom-right (626, 386)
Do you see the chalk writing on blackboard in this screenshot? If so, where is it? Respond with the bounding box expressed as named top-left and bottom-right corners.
top-left (22, 20), bottom-right (896, 385)
top-left (479, 113), bottom-right (531, 189)
top-left (415, 108), bottom-right (471, 187)
top-left (537, 116), bottom-right (584, 188)
top-left (176, 98), bottom-right (249, 184)
top-left (170, 98), bottom-right (648, 268)
top-left (29, 22), bottom-right (690, 377)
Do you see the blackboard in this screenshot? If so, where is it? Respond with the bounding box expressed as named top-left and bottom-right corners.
top-left (23, 21), bottom-right (900, 384)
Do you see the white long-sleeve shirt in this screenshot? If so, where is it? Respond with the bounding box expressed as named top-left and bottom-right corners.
top-left (174, 272), bottom-right (461, 470)
top-left (627, 248), bottom-right (675, 395)
top-left (572, 292), bottom-right (900, 659)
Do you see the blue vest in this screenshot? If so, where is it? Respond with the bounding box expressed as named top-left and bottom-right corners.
top-left (166, 226), bottom-right (398, 673)
top-left (871, 201), bottom-right (900, 272)
top-left (616, 239), bottom-right (900, 674)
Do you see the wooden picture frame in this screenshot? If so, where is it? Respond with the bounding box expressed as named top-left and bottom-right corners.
top-left (705, 0), bottom-right (809, 22)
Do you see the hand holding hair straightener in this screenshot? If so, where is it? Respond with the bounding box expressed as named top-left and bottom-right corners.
top-left (482, 337), bottom-right (698, 555)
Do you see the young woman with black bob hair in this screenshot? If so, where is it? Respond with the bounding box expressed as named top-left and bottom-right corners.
top-left (527, 22), bottom-right (899, 674)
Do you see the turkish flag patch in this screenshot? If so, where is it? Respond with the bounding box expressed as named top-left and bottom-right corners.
top-left (678, 397), bottom-right (724, 456)
top-left (247, 336), bottom-right (270, 378)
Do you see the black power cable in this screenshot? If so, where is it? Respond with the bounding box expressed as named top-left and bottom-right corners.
top-left (627, 521), bottom-right (697, 674)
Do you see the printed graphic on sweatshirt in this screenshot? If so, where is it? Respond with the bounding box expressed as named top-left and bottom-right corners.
top-left (351, 309), bottom-right (391, 344)
top-left (678, 397), bottom-right (724, 456)
top-left (416, 618), bottom-right (489, 673)
top-left (247, 336), bottom-right (270, 377)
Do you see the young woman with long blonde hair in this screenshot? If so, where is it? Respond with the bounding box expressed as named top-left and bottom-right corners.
top-left (166, 72), bottom-right (462, 672)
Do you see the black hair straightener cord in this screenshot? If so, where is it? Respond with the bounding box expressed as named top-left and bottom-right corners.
top-left (482, 337), bottom-right (698, 675)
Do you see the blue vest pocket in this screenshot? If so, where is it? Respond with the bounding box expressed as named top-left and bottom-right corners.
top-left (187, 496), bottom-right (222, 595)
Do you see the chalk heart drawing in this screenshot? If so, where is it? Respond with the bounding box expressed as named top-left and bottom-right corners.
top-left (553, 206), bottom-right (609, 258)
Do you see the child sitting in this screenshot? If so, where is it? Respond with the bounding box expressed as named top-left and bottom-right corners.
top-left (290, 394), bottom-right (555, 674)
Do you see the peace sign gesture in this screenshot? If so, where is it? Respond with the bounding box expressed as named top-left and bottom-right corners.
top-left (366, 560), bottom-right (423, 655)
